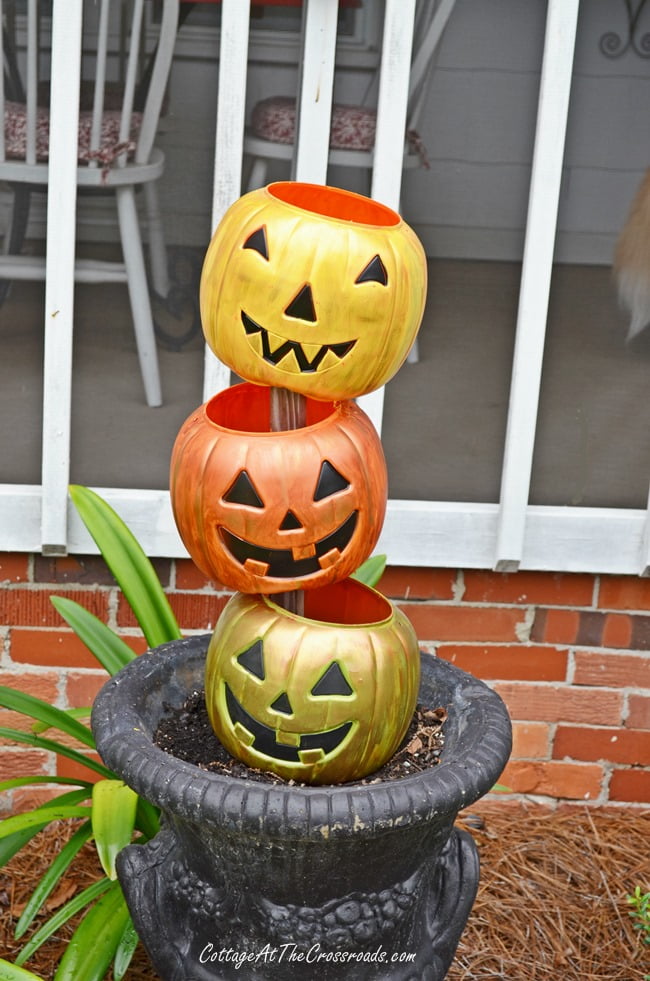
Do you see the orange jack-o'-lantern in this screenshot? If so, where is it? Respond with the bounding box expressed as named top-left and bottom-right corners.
top-left (170, 383), bottom-right (387, 594)
top-left (205, 578), bottom-right (420, 784)
top-left (200, 182), bottom-right (427, 401)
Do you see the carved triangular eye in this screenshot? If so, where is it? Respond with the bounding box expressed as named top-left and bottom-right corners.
top-left (313, 461), bottom-right (350, 501)
top-left (355, 254), bottom-right (388, 286)
top-left (243, 226), bottom-right (269, 260)
top-left (311, 662), bottom-right (353, 697)
top-left (237, 640), bottom-right (265, 680)
top-left (271, 692), bottom-right (293, 715)
top-left (223, 470), bottom-right (264, 508)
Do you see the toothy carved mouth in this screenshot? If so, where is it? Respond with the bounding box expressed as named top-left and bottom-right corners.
top-left (241, 311), bottom-right (356, 374)
top-left (225, 684), bottom-right (353, 763)
top-left (220, 511), bottom-right (358, 580)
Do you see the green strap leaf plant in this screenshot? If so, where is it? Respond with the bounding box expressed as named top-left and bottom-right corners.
top-left (1, 486), bottom-right (183, 978)
top-left (14, 822), bottom-right (93, 940)
top-left (0, 805), bottom-right (93, 838)
top-left (0, 789), bottom-right (92, 867)
top-left (13, 880), bottom-right (113, 967)
top-left (351, 552), bottom-right (387, 587)
top-left (112, 916), bottom-right (140, 981)
top-left (0, 959), bottom-right (45, 980)
top-left (50, 596), bottom-right (137, 675)
top-left (69, 484), bottom-right (181, 648)
top-left (52, 881), bottom-right (132, 981)
top-left (134, 797), bottom-right (160, 842)
top-left (0, 726), bottom-right (114, 781)
top-left (0, 687), bottom-right (95, 748)
top-left (92, 781), bottom-right (139, 880)
top-left (30, 707), bottom-right (91, 735)
top-left (0, 776), bottom-right (93, 793)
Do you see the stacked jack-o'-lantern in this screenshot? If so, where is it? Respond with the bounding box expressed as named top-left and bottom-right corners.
top-left (170, 182), bottom-right (427, 784)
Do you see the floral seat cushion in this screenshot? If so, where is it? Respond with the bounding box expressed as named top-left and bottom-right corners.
top-left (250, 95), bottom-right (429, 166)
top-left (3, 100), bottom-right (141, 169)
top-left (251, 96), bottom-right (377, 151)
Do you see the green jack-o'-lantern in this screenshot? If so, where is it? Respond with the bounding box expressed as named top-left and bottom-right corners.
top-left (170, 382), bottom-right (387, 594)
top-left (205, 578), bottom-right (420, 784)
top-left (200, 182), bottom-right (427, 401)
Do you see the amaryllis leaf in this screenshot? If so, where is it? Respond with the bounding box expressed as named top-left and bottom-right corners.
top-left (68, 485), bottom-right (181, 648)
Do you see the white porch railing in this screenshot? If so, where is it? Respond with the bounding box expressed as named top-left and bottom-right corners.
top-left (1, 0), bottom-right (649, 577)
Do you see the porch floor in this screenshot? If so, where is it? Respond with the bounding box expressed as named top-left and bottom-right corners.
top-left (1, 257), bottom-right (648, 511)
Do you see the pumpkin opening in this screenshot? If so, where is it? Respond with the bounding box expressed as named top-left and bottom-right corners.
top-left (205, 382), bottom-right (334, 433)
top-left (270, 578), bottom-right (393, 626)
top-left (268, 181), bottom-right (400, 228)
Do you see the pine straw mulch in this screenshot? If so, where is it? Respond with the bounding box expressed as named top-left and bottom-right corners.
top-left (0, 804), bottom-right (648, 980)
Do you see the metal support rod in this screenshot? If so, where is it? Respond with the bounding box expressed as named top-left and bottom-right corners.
top-left (270, 387), bottom-right (306, 616)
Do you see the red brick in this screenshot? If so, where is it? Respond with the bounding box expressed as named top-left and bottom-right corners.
top-left (0, 588), bottom-right (109, 628)
top-left (554, 725), bottom-right (650, 766)
top-left (33, 555), bottom-right (115, 586)
top-left (609, 768), bottom-right (650, 803)
top-left (573, 651), bottom-right (650, 688)
top-left (631, 616), bottom-right (650, 650)
top-left (601, 613), bottom-right (633, 649)
top-left (511, 722), bottom-right (551, 759)
top-left (500, 760), bottom-right (604, 800)
top-left (599, 575), bottom-right (650, 611)
top-left (531, 609), bottom-right (580, 644)
top-left (627, 694), bottom-right (650, 730)
top-left (0, 554), bottom-right (29, 583)
top-left (56, 751), bottom-right (104, 785)
top-left (10, 629), bottom-right (101, 669)
top-left (462, 570), bottom-right (594, 607)
top-left (117, 593), bottom-right (227, 632)
top-left (0, 670), bottom-right (59, 704)
top-left (402, 605), bottom-right (526, 643)
top-left (8, 628), bottom-right (148, 669)
top-left (33, 554), bottom-right (172, 587)
top-left (174, 559), bottom-right (228, 591)
top-left (493, 683), bottom-right (623, 725)
top-left (378, 567), bottom-right (456, 601)
top-left (0, 749), bottom-right (51, 781)
top-left (64, 672), bottom-right (110, 708)
top-left (437, 644), bottom-right (567, 681)
top-left (122, 635), bottom-right (149, 656)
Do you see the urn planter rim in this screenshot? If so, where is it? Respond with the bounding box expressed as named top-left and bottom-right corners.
top-left (91, 634), bottom-right (512, 838)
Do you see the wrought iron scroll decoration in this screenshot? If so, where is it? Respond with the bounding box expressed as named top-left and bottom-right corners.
top-left (600, 0), bottom-right (650, 58)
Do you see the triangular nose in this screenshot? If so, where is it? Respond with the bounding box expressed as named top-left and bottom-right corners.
top-left (285, 284), bottom-right (316, 322)
top-left (280, 509), bottom-right (303, 531)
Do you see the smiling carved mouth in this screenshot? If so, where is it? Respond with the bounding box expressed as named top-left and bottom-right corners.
top-left (241, 311), bottom-right (356, 373)
top-left (225, 684), bottom-right (353, 763)
top-left (220, 511), bottom-right (358, 579)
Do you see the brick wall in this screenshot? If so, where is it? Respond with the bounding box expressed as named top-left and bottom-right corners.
top-left (1, 553), bottom-right (649, 811)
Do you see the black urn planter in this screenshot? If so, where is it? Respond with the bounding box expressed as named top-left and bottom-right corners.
top-left (91, 635), bottom-right (511, 981)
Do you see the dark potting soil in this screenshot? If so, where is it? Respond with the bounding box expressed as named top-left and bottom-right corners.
top-left (154, 690), bottom-right (446, 787)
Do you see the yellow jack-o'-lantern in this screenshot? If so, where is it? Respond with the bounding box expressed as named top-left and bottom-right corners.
top-left (200, 182), bottom-right (427, 401)
top-left (170, 383), bottom-right (387, 594)
top-left (205, 578), bottom-right (420, 784)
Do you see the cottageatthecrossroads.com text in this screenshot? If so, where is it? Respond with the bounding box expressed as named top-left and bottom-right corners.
top-left (198, 942), bottom-right (417, 969)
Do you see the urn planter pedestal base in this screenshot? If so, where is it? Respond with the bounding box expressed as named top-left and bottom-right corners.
top-left (92, 636), bottom-right (512, 981)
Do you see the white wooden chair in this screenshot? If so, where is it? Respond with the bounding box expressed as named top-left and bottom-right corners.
top-left (0, 0), bottom-right (179, 407)
top-left (243, 0), bottom-right (455, 367)
top-left (244, 0), bottom-right (456, 196)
